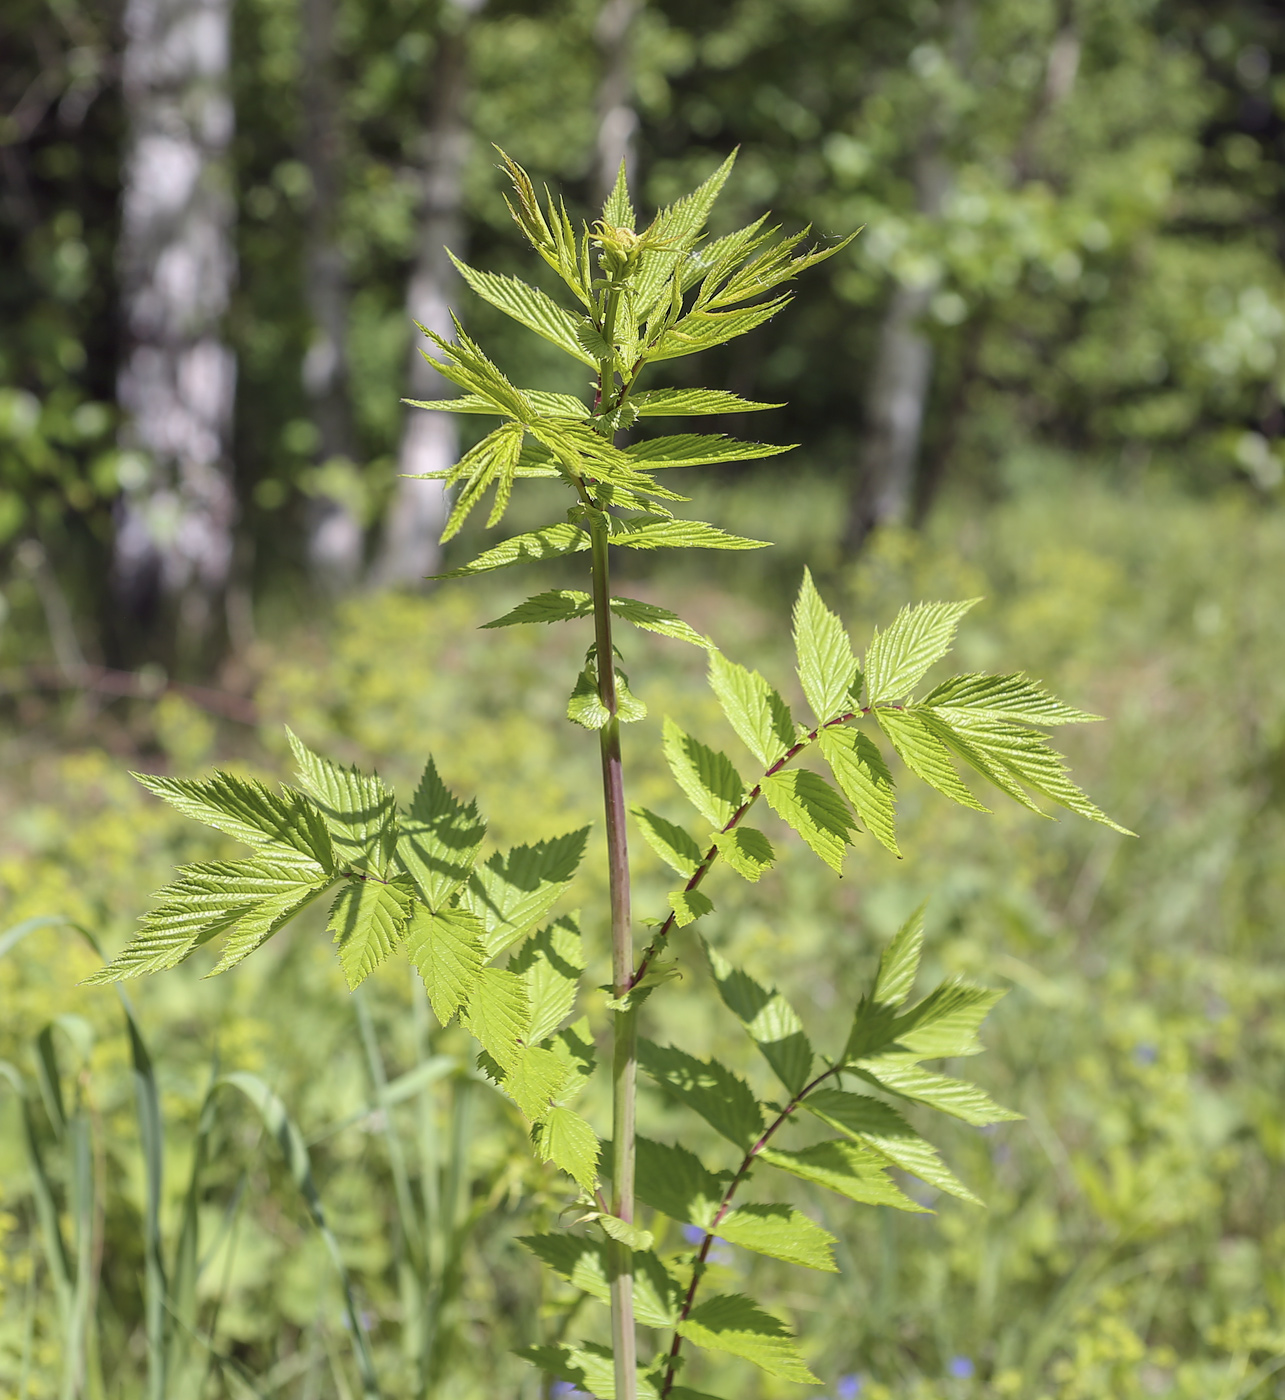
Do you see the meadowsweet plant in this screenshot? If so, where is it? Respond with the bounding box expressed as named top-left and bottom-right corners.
top-left (89, 153), bottom-right (1129, 1399)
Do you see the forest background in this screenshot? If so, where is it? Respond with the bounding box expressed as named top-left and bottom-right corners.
top-left (3, 0), bottom-right (1285, 1396)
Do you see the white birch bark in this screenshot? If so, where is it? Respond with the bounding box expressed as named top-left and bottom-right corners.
top-left (594, 0), bottom-right (640, 206)
top-left (301, 0), bottom-right (363, 589)
top-left (372, 0), bottom-right (484, 589)
top-left (114, 0), bottom-right (237, 639)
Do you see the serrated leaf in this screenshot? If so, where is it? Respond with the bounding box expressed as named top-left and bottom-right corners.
top-left (450, 253), bottom-right (594, 364)
top-left (662, 718), bottom-right (745, 828)
top-left (602, 158), bottom-right (635, 229)
top-left (597, 1214), bottom-right (654, 1251)
top-left (874, 708), bottom-right (988, 812)
top-left (793, 568), bottom-right (859, 722)
top-left (668, 888), bottom-right (714, 927)
top-left (712, 826), bottom-right (775, 882)
top-left (759, 1140), bottom-right (928, 1212)
top-left (482, 589), bottom-right (592, 628)
top-left (863, 600), bottom-right (980, 704)
top-left (624, 435), bottom-right (794, 470)
top-left (608, 518), bottom-right (770, 552)
top-left (510, 915), bottom-right (585, 1042)
top-left (872, 903), bottom-right (926, 1008)
top-left (415, 317), bottom-right (536, 421)
top-left (521, 1234), bottom-right (677, 1327)
top-left (549, 1017), bottom-right (597, 1100)
top-left (133, 771), bottom-right (334, 871)
top-left (405, 904), bottom-right (486, 1024)
top-left (568, 666), bottom-right (610, 729)
top-left (716, 1203), bottom-right (838, 1271)
top-left (760, 769), bottom-right (855, 873)
top-left (629, 388), bottom-right (783, 417)
top-left (896, 980), bottom-right (1005, 1059)
top-left (437, 421), bottom-right (526, 540)
top-left (459, 829), bottom-right (588, 958)
top-left (409, 389), bottom-right (589, 418)
top-left (327, 877), bottom-right (414, 989)
top-left (632, 150), bottom-right (736, 311)
top-left (633, 807), bottom-right (704, 876)
top-left (395, 758), bottom-right (486, 908)
top-left (532, 1106), bottom-right (600, 1190)
top-left (853, 1059), bottom-right (1022, 1126)
top-left (628, 1136), bottom-right (728, 1227)
top-left (708, 652), bottom-right (793, 767)
top-left (705, 944), bottom-right (813, 1094)
top-left (212, 877), bottom-right (334, 976)
top-left (518, 1342), bottom-right (658, 1400)
top-left (651, 298), bottom-right (791, 362)
top-left (817, 726), bottom-right (899, 856)
top-left (435, 521), bottom-right (592, 578)
top-left (499, 1044), bottom-right (569, 1120)
top-left (921, 672), bottom-right (1101, 726)
top-left (679, 1294), bottom-right (818, 1384)
top-left (638, 1040), bottom-right (763, 1149)
top-left (461, 966), bottom-right (529, 1072)
top-left (802, 1088), bottom-right (980, 1205)
top-left (610, 597), bottom-right (709, 648)
top-left (287, 730), bottom-right (396, 874)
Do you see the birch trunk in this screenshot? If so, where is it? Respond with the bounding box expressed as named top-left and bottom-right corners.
top-left (594, 0), bottom-right (639, 206)
top-left (372, 0), bottom-right (483, 588)
top-left (114, 0), bottom-right (237, 650)
top-left (301, 0), bottom-right (363, 589)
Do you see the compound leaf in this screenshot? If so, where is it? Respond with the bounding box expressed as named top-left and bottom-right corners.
top-left (920, 672), bottom-right (1101, 726)
top-left (459, 829), bottom-right (588, 958)
top-left (817, 726), bottom-right (899, 856)
top-left (405, 904), bottom-right (486, 1024)
top-left (287, 730), bottom-right (396, 874)
top-left (793, 569), bottom-right (859, 723)
top-left (662, 718), bottom-right (745, 828)
top-left (760, 769), bottom-right (855, 873)
top-left (633, 807), bottom-right (704, 876)
top-left (395, 758), bottom-right (486, 909)
top-left (461, 966), bottom-right (529, 1072)
top-left (863, 600), bottom-right (979, 704)
top-left (327, 877), bottom-right (414, 990)
top-left (707, 651), bottom-right (793, 768)
top-left (874, 708), bottom-right (988, 812)
top-left (510, 915), bottom-right (585, 1043)
top-left (532, 1106), bottom-right (600, 1191)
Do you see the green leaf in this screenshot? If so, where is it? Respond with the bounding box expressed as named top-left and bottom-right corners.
top-left (608, 518), bottom-right (770, 552)
top-left (405, 905), bottom-right (486, 1024)
top-left (520, 1234), bottom-right (678, 1328)
top-left (801, 1088), bottom-right (980, 1205)
top-left (863, 600), bottom-right (980, 704)
top-left (133, 771), bottom-right (334, 871)
top-left (662, 718), bottom-right (745, 827)
top-left (629, 388), bottom-right (783, 417)
top-left (409, 389), bottom-right (588, 418)
top-left (450, 253), bottom-right (595, 364)
top-left (853, 1059), bottom-right (1021, 1126)
top-left (531, 1106), bottom-right (600, 1191)
top-left (759, 1140), bottom-right (928, 1212)
top-left (287, 729), bottom-right (397, 874)
top-left (896, 980), bottom-right (1005, 1059)
top-left (624, 435), bottom-right (794, 470)
top-left (610, 597), bottom-right (709, 648)
top-left (567, 665), bottom-right (610, 730)
top-left (818, 726), bottom-right (899, 856)
top-left (705, 945), bottom-right (813, 1094)
top-left (518, 1342), bottom-right (659, 1400)
top-left (712, 826), bottom-right (775, 882)
top-left (633, 807), bottom-right (705, 876)
top-left (707, 651), bottom-right (793, 767)
top-left (437, 421), bottom-right (526, 540)
top-left (715, 1203), bottom-right (838, 1272)
top-left (760, 769), bottom-right (855, 873)
top-left (668, 888), bottom-right (714, 927)
top-left (638, 1040), bottom-right (764, 1149)
top-left (874, 708), bottom-right (988, 812)
top-left (327, 877), bottom-right (414, 990)
top-left (793, 568), bottom-right (859, 723)
top-left (459, 829), bottom-right (588, 958)
top-left (920, 672), bottom-right (1101, 726)
top-left (461, 966), bottom-right (529, 1072)
top-left (395, 758), bottom-right (486, 909)
top-left (435, 521), bottom-right (592, 578)
top-left (872, 903), bottom-right (926, 1008)
top-left (415, 318), bottom-right (536, 422)
top-left (629, 1136), bottom-right (728, 1227)
top-left (679, 1293), bottom-right (818, 1384)
top-left (602, 158), bottom-right (635, 229)
top-left (633, 150), bottom-right (736, 311)
top-left (497, 1044), bottom-right (570, 1120)
top-left (482, 588), bottom-right (591, 629)
top-left (651, 298), bottom-right (791, 362)
top-left (510, 916), bottom-right (585, 1042)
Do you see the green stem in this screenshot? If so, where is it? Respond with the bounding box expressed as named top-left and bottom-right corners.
top-left (590, 508), bottom-right (638, 1400)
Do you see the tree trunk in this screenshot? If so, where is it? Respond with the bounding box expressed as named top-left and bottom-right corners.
top-left (300, 0), bottom-right (363, 589)
top-left (594, 0), bottom-right (639, 207)
top-left (844, 149), bottom-right (949, 554)
top-left (371, 0), bottom-right (483, 589)
top-left (114, 0), bottom-right (238, 658)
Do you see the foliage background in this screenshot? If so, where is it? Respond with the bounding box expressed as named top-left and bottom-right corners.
top-left (2, 0), bottom-right (1285, 1396)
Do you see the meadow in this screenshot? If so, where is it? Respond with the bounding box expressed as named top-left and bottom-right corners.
top-left (2, 465), bottom-right (1283, 1399)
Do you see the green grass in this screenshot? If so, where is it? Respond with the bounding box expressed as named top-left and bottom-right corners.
top-left (2, 472), bottom-right (1284, 1398)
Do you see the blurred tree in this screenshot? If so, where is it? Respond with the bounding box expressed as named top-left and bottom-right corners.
top-left (594, 0), bottom-right (640, 205)
top-left (113, 0), bottom-right (239, 660)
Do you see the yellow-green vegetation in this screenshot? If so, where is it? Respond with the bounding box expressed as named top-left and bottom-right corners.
top-left (2, 473), bottom-right (1283, 1397)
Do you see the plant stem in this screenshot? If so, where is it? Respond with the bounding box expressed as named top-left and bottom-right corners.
top-left (590, 508), bottom-right (638, 1400)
